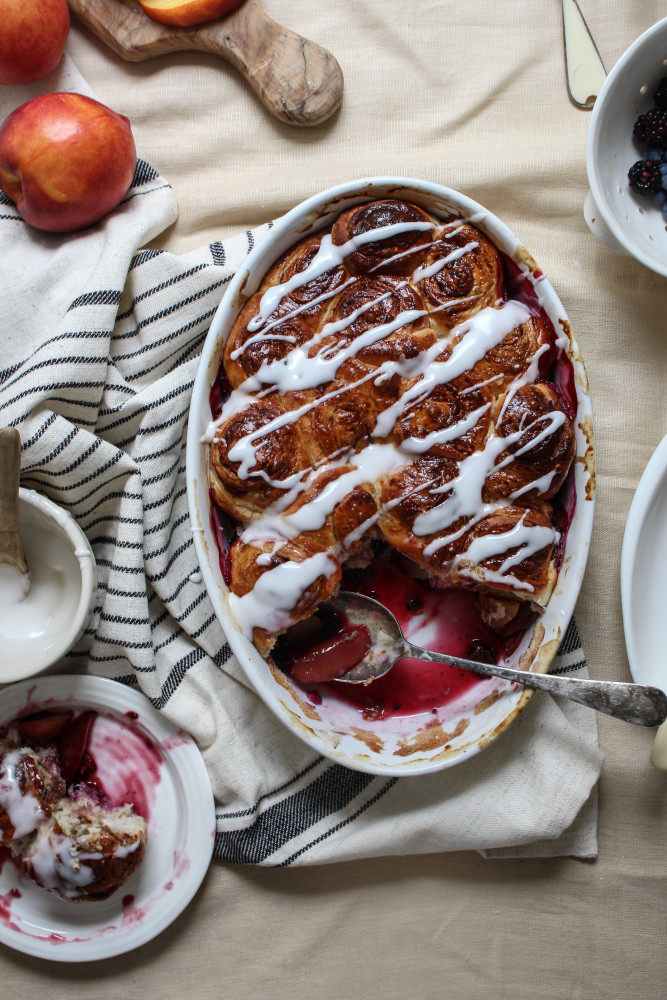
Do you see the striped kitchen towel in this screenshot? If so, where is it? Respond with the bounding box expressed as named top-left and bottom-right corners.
top-left (0, 58), bottom-right (603, 865)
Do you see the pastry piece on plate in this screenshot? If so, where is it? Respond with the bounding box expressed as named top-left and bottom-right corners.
top-left (22, 786), bottom-right (147, 902)
top-left (0, 735), bottom-right (65, 844)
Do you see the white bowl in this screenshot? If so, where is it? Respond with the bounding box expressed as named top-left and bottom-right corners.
top-left (585, 17), bottom-right (667, 275)
top-left (186, 177), bottom-right (595, 776)
top-left (0, 489), bottom-right (97, 685)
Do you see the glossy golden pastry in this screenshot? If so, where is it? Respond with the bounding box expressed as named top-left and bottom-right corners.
top-left (415, 222), bottom-right (505, 333)
top-left (331, 198), bottom-right (434, 275)
top-left (207, 198), bottom-right (577, 654)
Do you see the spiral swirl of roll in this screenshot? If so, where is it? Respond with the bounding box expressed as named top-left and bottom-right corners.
top-left (325, 275), bottom-right (435, 366)
top-left (393, 371), bottom-right (494, 461)
top-left (455, 502), bottom-right (556, 596)
top-left (224, 294), bottom-right (316, 389)
top-left (484, 383), bottom-right (576, 500)
top-left (209, 400), bottom-right (312, 519)
top-left (262, 233), bottom-right (350, 326)
top-left (331, 198), bottom-right (434, 275)
top-left (415, 223), bottom-right (505, 332)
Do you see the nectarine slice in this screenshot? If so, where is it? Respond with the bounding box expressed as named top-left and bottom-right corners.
top-left (138, 0), bottom-right (245, 28)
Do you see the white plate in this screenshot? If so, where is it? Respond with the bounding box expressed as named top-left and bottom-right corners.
top-left (621, 434), bottom-right (667, 694)
top-left (0, 675), bottom-right (215, 962)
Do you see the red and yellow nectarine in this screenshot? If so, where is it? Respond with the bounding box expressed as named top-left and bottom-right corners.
top-left (138, 0), bottom-right (245, 29)
top-left (0, 0), bottom-right (70, 86)
top-left (0, 92), bottom-right (137, 234)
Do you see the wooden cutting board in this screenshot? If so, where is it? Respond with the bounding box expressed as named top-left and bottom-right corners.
top-left (67, 0), bottom-right (344, 126)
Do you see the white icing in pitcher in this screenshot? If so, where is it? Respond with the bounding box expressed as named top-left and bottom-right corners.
top-left (0, 564), bottom-right (30, 606)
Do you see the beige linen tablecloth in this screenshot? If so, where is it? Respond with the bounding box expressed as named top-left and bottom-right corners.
top-left (1, 1), bottom-right (665, 996)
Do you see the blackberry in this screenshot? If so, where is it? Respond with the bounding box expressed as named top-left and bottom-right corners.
top-left (633, 108), bottom-right (667, 149)
top-left (653, 77), bottom-right (667, 110)
top-left (628, 159), bottom-right (662, 196)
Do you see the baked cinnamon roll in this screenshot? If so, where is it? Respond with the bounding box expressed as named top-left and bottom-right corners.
top-left (209, 399), bottom-right (312, 520)
top-left (376, 456), bottom-right (470, 571)
top-left (484, 383), bottom-right (576, 500)
top-left (393, 371), bottom-right (493, 462)
top-left (464, 313), bottom-right (553, 391)
top-left (262, 233), bottom-right (350, 326)
top-left (454, 501), bottom-right (557, 601)
top-left (325, 276), bottom-right (434, 366)
top-left (415, 223), bottom-right (505, 333)
top-left (0, 737), bottom-right (65, 844)
top-left (230, 535), bottom-right (342, 655)
top-left (331, 199), bottom-right (434, 275)
top-left (207, 198), bottom-right (577, 654)
top-left (22, 788), bottom-right (147, 902)
top-left (223, 294), bottom-right (316, 389)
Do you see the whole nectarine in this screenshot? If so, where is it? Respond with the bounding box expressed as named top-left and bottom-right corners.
top-left (138, 0), bottom-right (245, 28)
top-left (0, 0), bottom-right (70, 86)
top-left (0, 93), bottom-right (137, 234)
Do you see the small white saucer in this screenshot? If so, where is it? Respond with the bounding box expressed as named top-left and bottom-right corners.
top-left (0, 675), bottom-right (216, 962)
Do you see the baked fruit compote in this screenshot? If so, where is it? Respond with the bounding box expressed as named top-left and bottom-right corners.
top-left (206, 198), bottom-right (577, 721)
top-left (0, 708), bottom-right (148, 902)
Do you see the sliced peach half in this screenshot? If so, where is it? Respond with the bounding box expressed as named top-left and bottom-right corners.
top-left (138, 0), bottom-right (245, 27)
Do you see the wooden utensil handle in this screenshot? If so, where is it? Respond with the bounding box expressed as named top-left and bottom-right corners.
top-left (69, 0), bottom-right (343, 126)
top-left (198, 1), bottom-right (344, 126)
top-left (0, 427), bottom-right (28, 573)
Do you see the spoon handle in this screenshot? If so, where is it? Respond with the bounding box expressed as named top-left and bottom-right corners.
top-left (0, 427), bottom-right (28, 573)
top-left (405, 642), bottom-right (667, 728)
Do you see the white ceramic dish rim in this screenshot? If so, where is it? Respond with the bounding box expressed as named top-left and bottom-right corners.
top-left (585, 17), bottom-right (667, 277)
top-left (620, 433), bottom-right (667, 694)
top-left (186, 176), bottom-right (595, 777)
top-left (1, 489), bottom-right (98, 685)
top-left (0, 674), bottom-right (216, 962)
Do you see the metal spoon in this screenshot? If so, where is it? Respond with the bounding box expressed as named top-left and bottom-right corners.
top-left (329, 592), bottom-right (667, 728)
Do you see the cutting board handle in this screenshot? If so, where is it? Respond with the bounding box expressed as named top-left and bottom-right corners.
top-left (69, 0), bottom-right (344, 126)
top-left (201, 1), bottom-right (343, 126)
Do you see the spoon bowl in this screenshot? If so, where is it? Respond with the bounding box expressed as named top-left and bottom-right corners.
top-left (327, 592), bottom-right (667, 728)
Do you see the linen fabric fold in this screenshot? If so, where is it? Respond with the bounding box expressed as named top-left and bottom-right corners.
top-left (0, 58), bottom-right (603, 866)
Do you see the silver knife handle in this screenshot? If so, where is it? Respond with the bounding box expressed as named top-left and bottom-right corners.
top-left (562, 0), bottom-right (606, 108)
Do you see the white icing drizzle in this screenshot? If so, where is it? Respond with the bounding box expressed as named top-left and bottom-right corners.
top-left (229, 551), bottom-right (339, 639)
top-left (231, 276), bottom-right (358, 357)
top-left (248, 221), bottom-right (435, 332)
top-left (209, 209), bottom-right (570, 629)
top-left (242, 305), bottom-right (428, 397)
top-left (0, 751), bottom-right (46, 839)
top-left (373, 301), bottom-right (531, 437)
top-left (398, 403), bottom-right (491, 455)
top-left (29, 829), bottom-right (141, 899)
top-left (415, 410), bottom-right (565, 542)
top-left (241, 443), bottom-right (410, 547)
top-left (453, 516), bottom-right (556, 591)
top-left (412, 241), bottom-right (479, 282)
